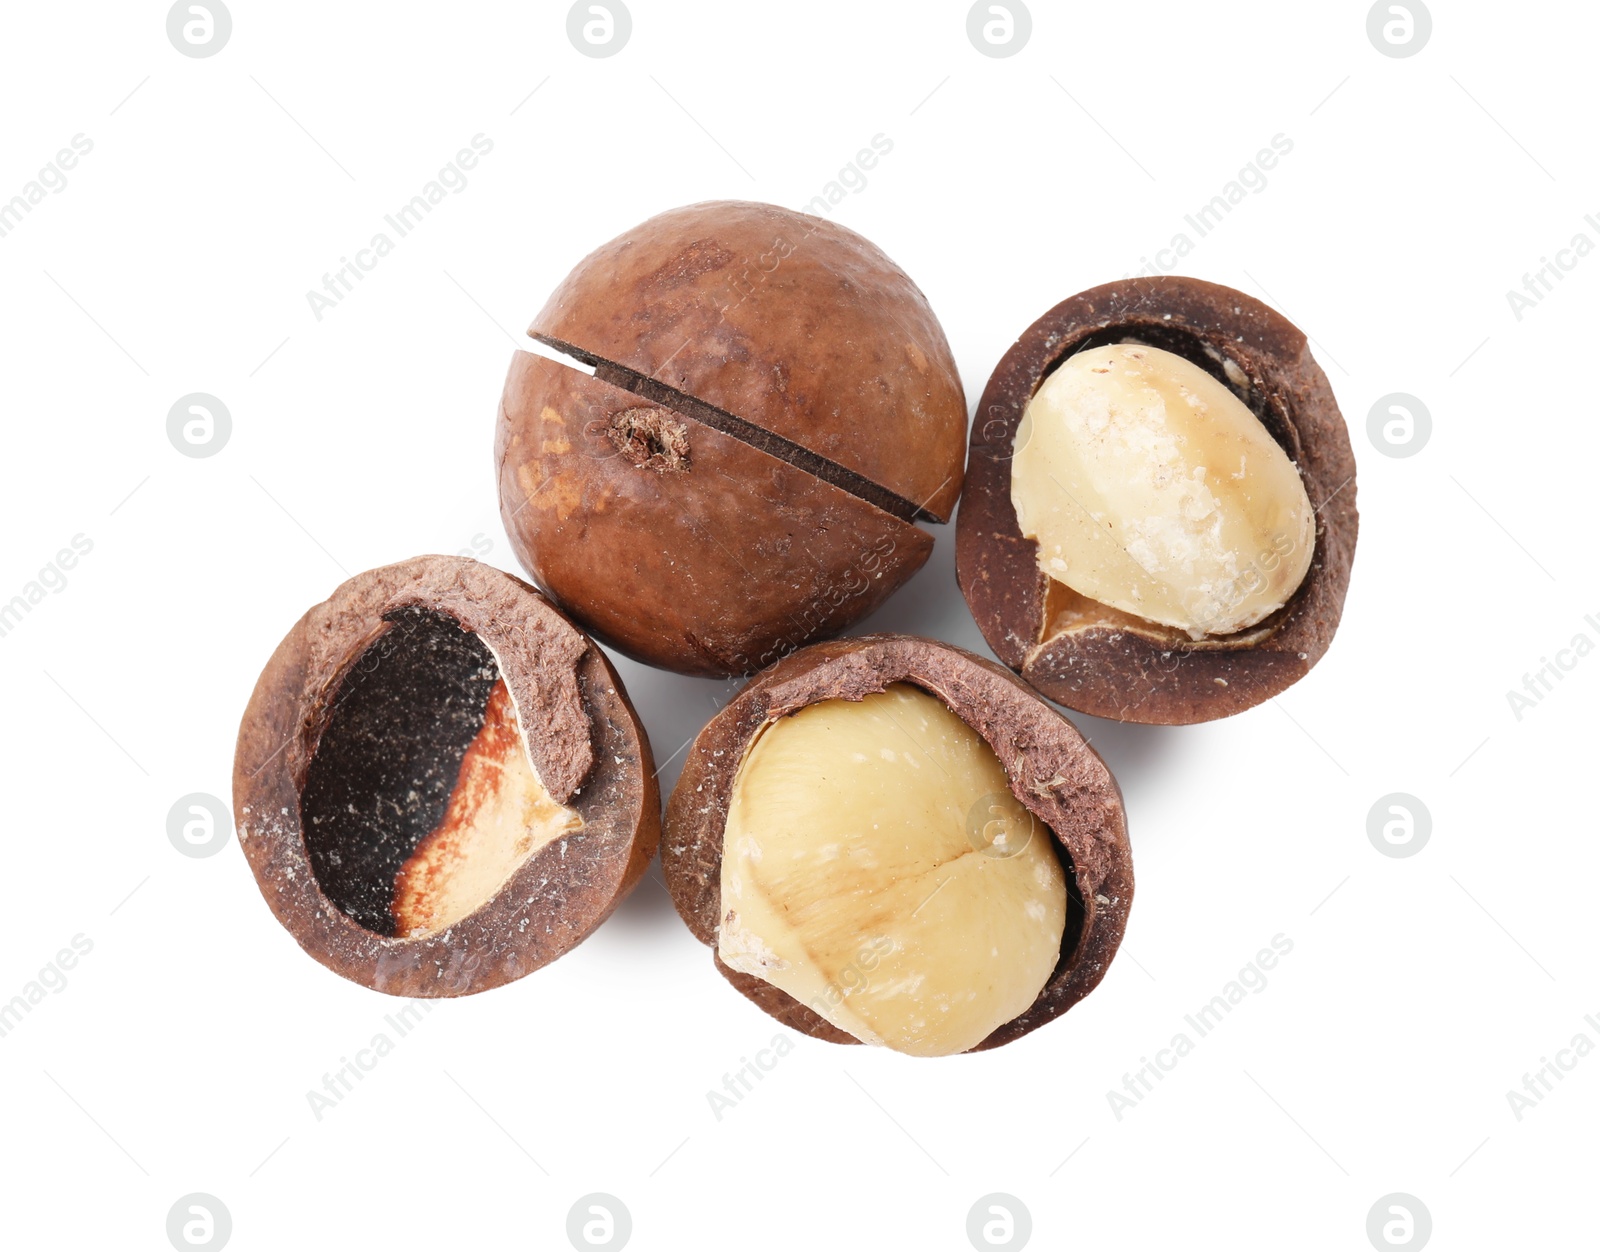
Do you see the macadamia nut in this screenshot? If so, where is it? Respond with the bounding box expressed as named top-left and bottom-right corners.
top-left (717, 683), bottom-right (1067, 1058)
top-left (390, 678), bottom-right (583, 939)
top-left (497, 200), bottom-right (968, 676)
top-left (234, 557), bottom-right (660, 997)
top-left (1011, 343), bottom-right (1315, 639)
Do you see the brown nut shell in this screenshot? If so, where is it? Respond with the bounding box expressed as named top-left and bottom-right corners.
top-left (662, 634), bottom-right (1132, 1052)
top-left (232, 556), bottom-right (659, 996)
top-left (499, 200), bottom-right (968, 677)
top-left (531, 200), bottom-right (966, 521)
top-left (498, 352), bottom-right (931, 678)
top-left (956, 277), bottom-right (1358, 724)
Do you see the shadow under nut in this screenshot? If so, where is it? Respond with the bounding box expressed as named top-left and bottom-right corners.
top-left (231, 555), bottom-right (659, 997)
top-left (956, 276), bottom-right (1358, 725)
top-left (661, 633), bottom-right (1132, 1053)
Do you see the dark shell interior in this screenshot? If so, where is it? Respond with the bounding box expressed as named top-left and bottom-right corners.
top-left (299, 607), bottom-right (499, 936)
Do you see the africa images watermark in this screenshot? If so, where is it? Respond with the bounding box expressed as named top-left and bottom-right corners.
top-left (0, 934), bottom-right (94, 1040)
top-left (0, 134), bottom-right (94, 241)
top-left (1124, 134), bottom-right (1294, 279)
top-left (1504, 1010), bottom-right (1600, 1121)
top-left (1187, 530), bottom-right (1298, 639)
top-left (703, 939), bottom-right (891, 1121)
top-left (0, 534), bottom-right (94, 641)
top-left (304, 999), bottom-right (434, 1120)
top-left (1505, 212), bottom-right (1600, 322)
top-left (710, 133), bottom-right (894, 318)
top-left (704, 1032), bottom-right (798, 1122)
top-left (1504, 612), bottom-right (1600, 721)
top-left (1106, 934), bottom-right (1294, 1120)
top-left (800, 134), bottom-right (895, 221)
top-left (305, 134), bottom-right (494, 321)
top-left (725, 535), bottom-right (904, 675)
top-left (806, 935), bottom-right (893, 1020)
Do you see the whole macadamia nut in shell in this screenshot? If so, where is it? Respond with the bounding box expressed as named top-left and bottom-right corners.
top-left (497, 200), bottom-right (968, 677)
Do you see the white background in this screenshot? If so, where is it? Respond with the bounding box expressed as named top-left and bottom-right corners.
top-left (1, 2), bottom-right (1594, 1249)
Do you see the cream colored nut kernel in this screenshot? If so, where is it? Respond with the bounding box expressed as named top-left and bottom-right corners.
top-left (1011, 343), bottom-right (1315, 639)
top-left (717, 684), bottom-right (1066, 1058)
top-left (391, 678), bottom-right (582, 938)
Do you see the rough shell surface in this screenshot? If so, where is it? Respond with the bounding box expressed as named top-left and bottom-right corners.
top-left (232, 555), bottom-right (659, 996)
top-left (662, 633), bottom-right (1132, 1052)
top-left (497, 200), bottom-right (969, 676)
top-left (955, 276), bottom-right (1358, 724)
top-left (498, 352), bottom-right (930, 677)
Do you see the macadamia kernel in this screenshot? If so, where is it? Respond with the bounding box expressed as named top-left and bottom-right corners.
top-left (717, 684), bottom-right (1066, 1058)
top-left (391, 679), bottom-right (582, 939)
top-left (1011, 343), bottom-right (1315, 638)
